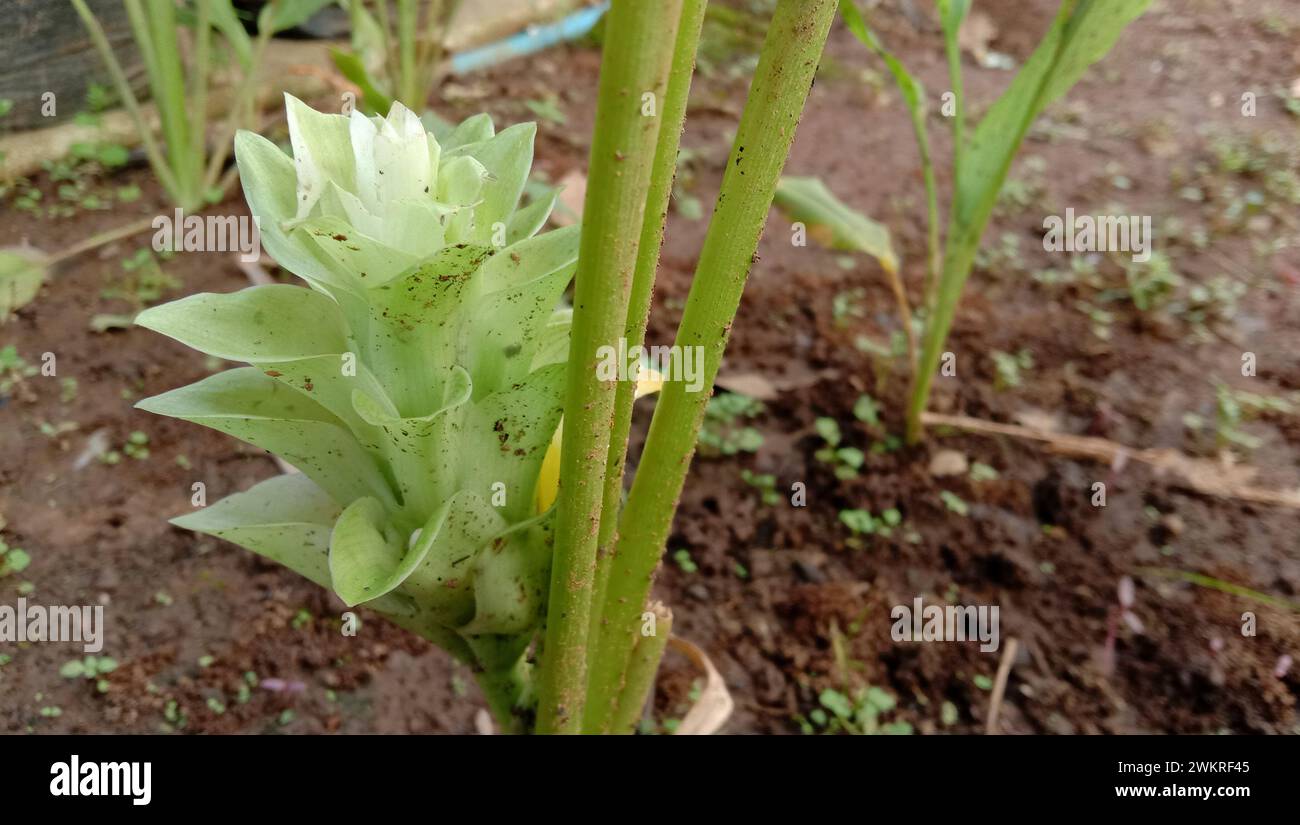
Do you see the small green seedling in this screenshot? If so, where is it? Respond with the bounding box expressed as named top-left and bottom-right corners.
top-left (740, 469), bottom-right (780, 505)
top-left (991, 348), bottom-right (1033, 391)
top-left (0, 530), bottom-right (31, 578)
top-left (813, 417), bottom-right (864, 480)
top-left (60, 655), bottom-right (119, 681)
top-left (939, 490), bottom-right (969, 516)
top-left (672, 549), bottom-right (698, 574)
top-left (839, 507), bottom-right (902, 539)
top-left (697, 393), bottom-right (765, 456)
top-left (801, 686), bottom-right (912, 735)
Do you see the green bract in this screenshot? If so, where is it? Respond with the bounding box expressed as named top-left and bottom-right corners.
top-left (136, 96), bottom-right (578, 696)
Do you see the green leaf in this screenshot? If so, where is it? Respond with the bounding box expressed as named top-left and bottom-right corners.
top-left (865, 685), bottom-right (896, 712)
top-left (839, 2), bottom-right (936, 254)
top-left (234, 130), bottom-right (360, 298)
top-left (329, 49), bottom-right (393, 115)
top-left (461, 512), bottom-right (552, 635)
top-left (283, 95), bottom-right (357, 224)
top-left (836, 446), bottom-right (865, 469)
top-left (530, 309), bottom-right (572, 371)
top-left (172, 473), bottom-right (413, 616)
top-left (442, 113), bottom-right (496, 152)
top-left (60, 660), bottom-right (86, 679)
top-left (258, 0), bottom-right (334, 34)
top-left (137, 368), bottom-right (397, 509)
top-left (208, 0), bottom-right (253, 69)
top-left (477, 224), bottom-right (579, 293)
top-left (0, 249), bottom-right (49, 321)
top-left (0, 548), bottom-right (31, 574)
top-left (329, 496), bottom-right (427, 606)
top-left (135, 285), bottom-right (349, 363)
top-left (297, 213), bottom-right (421, 286)
top-left (449, 123), bottom-right (537, 242)
top-left (909, 0), bottom-right (1150, 441)
top-left (774, 177), bottom-right (898, 274)
top-left (936, 0), bottom-right (971, 45)
top-left (351, 365), bottom-right (471, 520)
top-left (434, 155), bottom-right (489, 243)
top-left (463, 364), bottom-right (567, 523)
top-left (819, 688), bottom-right (854, 720)
top-left (469, 239), bottom-right (577, 394)
top-left (937, 0), bottom-right (971, 26)
top-left (398, 490), bottom-right (507, 627)
top-left (363, 244), bottom-right (492, 414)
top-left (840, 1), bottom-right (928, 123)
top-left (507, 188), bottom-right (559, 244)
top-left (814, 416), bottom-right (841, 446)
top-left (171, 473), bottom-right (339, 588)
top-left (955, 0), bottom-right (1152, 234)
top-left (258, 353), bottom-right (395, 452)
top-left (936, 0), bottom-right (970, 147)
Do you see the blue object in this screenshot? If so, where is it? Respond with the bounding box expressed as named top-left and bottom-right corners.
top-left (450, 1), bottom-right (610, 75)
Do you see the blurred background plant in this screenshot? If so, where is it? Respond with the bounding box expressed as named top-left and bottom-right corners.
top-left (331, 0), bottom-right (463, 115)
top-left (71, 0), bottom-right (334, 211)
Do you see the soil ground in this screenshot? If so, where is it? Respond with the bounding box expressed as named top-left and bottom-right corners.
top-left (2, 0), bottom-right (1298, 734)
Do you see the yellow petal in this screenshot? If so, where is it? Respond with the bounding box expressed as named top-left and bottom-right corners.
top-left (634, 367), bottom-right (665, 400)
top-left (533, 369), bottom-right (667, 515)
top-left (534, 425), bottom-right (563, 514)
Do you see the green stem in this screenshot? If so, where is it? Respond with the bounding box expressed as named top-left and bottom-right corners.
top-left (191, 0), bottom-right (211, 187)
top-left (584, 0), bottom-right (838, 729)
top-left (383, 607), bottom-right (530, 733)
top-left (475, 659), bottom-right (532, 735)
top-left (70, 0), bottom-right (184, 206)
top-left (416, 0), bottom-right (457, 87)
top-left (906, 227), bottom-right (978, 443)
top-left (145, 0), bottom-right (198, 208)
top-left (584, 0), bottom-right (707, 721)
top-left (47, 169), bottom-right (245, 268)
top-left (608, 602), bottom-right (671, 735)
top-left (533, 0), bottom-right (684, 735)
top-left (204, 22), bottom-right (274, 192)
top-left (918, 121), bottom-right (942, 318)
top-left (942, 13), bottom-right (966, 187)
top-left (397, 0), bottom-right (419, 106)
top-left (373, 0), bottom-right (400, 98)
top-left (47, 215), bottom-right (159, 267)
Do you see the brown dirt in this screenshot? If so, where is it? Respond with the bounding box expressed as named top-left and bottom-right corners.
top-left (2, 0), bottom-right (1298, 734)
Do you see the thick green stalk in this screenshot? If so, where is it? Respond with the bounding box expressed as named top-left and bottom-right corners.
top-left (585, 0), bottom-right (707, 706)
top-left (607, 602), bottom-right (672, 734)
top-left (533, 0), bottom-right (684, 735)
top-left (584, 0), bottom-right (838, 731)
top-left (71, 0), bottom-right (184, 205)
